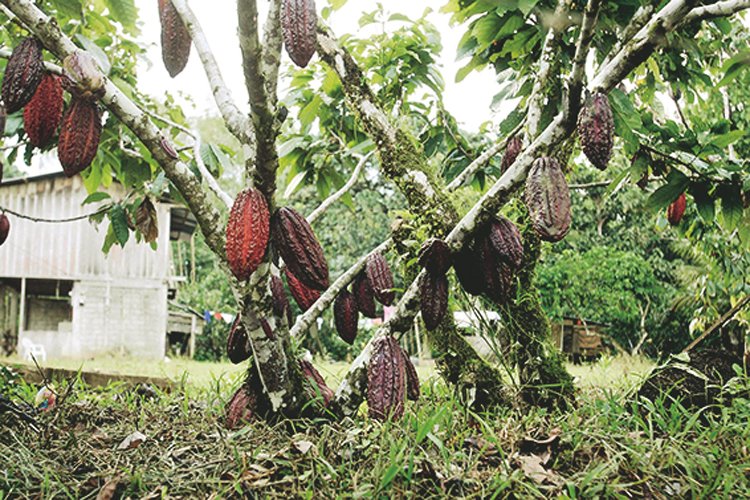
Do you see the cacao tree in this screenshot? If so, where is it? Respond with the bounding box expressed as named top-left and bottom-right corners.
top-left (1, 0), bottom-right (749, 423)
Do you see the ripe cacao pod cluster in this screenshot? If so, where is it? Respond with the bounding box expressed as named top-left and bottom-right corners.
top-left (225, 384), bottom-right (257, 430)
top-left (667, 192), bottom-right (687, 226)
top-left (299, 359), bottom-right (334, 406)
top-left (525, 156), bottom-right (571, 242)
top-left (158, 0), bottom-right (192, 77)
top-left (272, 207), bottom-right (329, 290)
top-left (500, 135), bottom-right (522, 173)
top-left (226, 315), bottom-right (250, 364)
top-left (0, 214), bottom-right (10, 246)
top-left (367, 336), bottom-right (408, 420)
top-left (1, 38), bottom-right (44, 114)
top-left (226, 188), bottom-right (270, 281)
top-left (281, 0), bottom-right (317, 68)
top-left (24, 74), bottom-right (63, 148)
top-left (578, 92), bottom-right (614, 170)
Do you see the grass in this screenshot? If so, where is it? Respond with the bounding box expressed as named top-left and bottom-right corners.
top-left (2, 355), bottom-right (749, 498)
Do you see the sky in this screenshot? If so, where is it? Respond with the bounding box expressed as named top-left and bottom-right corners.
top-left (133, 0), bottom-right (501, 132)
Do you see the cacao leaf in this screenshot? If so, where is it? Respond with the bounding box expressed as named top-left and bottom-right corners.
top-left (135, 198), bottom-right (159, 243)
top-left (109, 205), bottom-right (130, 247)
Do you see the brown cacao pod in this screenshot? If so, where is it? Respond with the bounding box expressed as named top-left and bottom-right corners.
top-left (353, 272), bottom-right (377, 318)
top-left (365, 252), bottom-right (395, 305)
top-left (419, 272), bottom-right (448, 331)
top-left (400, 347), bottom-right (420, 401)
top-left (23, 74), bottom-right (63, 148)
top-left (225, 384), bottom-right (257, 429)
top-left (334, 289), bottom-right (358, 345)
top-left (1, 38), bottom-right (44, 114)
top-left (525, 157), bottom-right (571, 242)
top-left (0, 214), bottom-right (9, 246)
top-left (57, 97), bottom-right (102, 177)
top-left (226, 315), bottom-right (250, 364)
top-left (487, 216), bottom-right (523, 271)
top-left (285, 268), bottom-right (320, 311)
top-left (281, 0), bottom-right (317, 68)
top-left (453, 241), bottom-right (485, 296)
top-left (272, 207), bottom-right (329, 290)
top-left (667, 192), bottom-right (686, 226)
top-left (260, 318), bottom-right (275, 340)
top-left (271, 275), bottom-right (293, 325)
top-left (500, 135), bottom-right (522, 173)
top-left (226, 188), bottom-right (270, 281)
top-left (158, 0), bottom-right (192, 77)
top-left (0, 103), bottom-right (6, 136)
top-left (418, 238), bottom-right (452, 276)
top-left (299, 359), bottom-right (334, 405)
top-left (367, 335), bottom-right (406, 421)
top-left (478, 231), bottom-right (514, 304)
top-left (577, 92), bottom-right (614, 170)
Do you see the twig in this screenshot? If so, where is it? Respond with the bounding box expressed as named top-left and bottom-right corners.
top-left (568, 0), bottom-right (603, 116)
top-left (0, 204), bottom-right (110, 223)
top-left (683, 295), bottom-right (750, 353)
top-left (306, 152), bottom-right (372, 225)
top-left (682, 0), bottom-right (750, 24)
top-left (192, 135), bottom-right (233, 209)
top-left (143, 108), bottom-right (195, 138)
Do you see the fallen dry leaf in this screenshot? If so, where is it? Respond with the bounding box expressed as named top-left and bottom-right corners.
top-left (117, 431), bottom-right (147, 450)
top-left (96, 476), bottom-right (119, 500)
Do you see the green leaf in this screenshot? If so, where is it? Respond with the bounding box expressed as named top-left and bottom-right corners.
top-left (709, 130), bottom-right (746, 149)
top-left (82, 192), bottom-right (111, 205)
top-left (690, 182), bottom-right (715, 222)
top-left (105, 0), bottom-right (139, 34)
top-left (74, 34), bottom-right (111, 75)
top-left (284, 170), bottom-right (309, 199)
top-left (518, 0), bottom-right (538, 16)
top-left (101, 224), bottom-right (117, 254)
top-left (646, 170), bottom-right (689, 210)
top-left (109, 205), bottom-right (130, 247)
top-left (718, 185), bottom-right (743, 232)
top-left (51, 0), bottom-right (83, 18)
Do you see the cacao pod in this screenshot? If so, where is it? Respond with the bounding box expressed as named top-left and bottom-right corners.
top-left (299, 359), bottom-right (334, 405)
top-left (667, 192), bottom-right (686, 226)
top-left (0, 103), bottom-right (6, 136)
top-left (367, 335), bottom-right (406, 421)
top-left (353, 272), bottom-right (377, 318)
top-left (281, 0), bottom-right (317, 68)
top-left (0, 214), bottom-right (9, 246)
top-left (1, 38), bottom-right (44, 114)
top-left (500, 135), bottom-right (522, 173)
top-left (272, 207), bottom-right (329, 290)
top-left (401, 347), bottom-right (420, 401)
top-left (487, 216), bottom-right (523, 271)
top-left (477, 230), bottom-right (514, 304)
top-left (453, 242), bottom-right (485, 296)
top-left (334, 289), bottom-right (358, 345)
top-left (57, 97), bottom-right (102, 177)
top-left (285, 268), bottom-right (320, 311)
top-left (271, 275), bottom-right (293, 325)
top-left (260, 318), bottom-right (275, 340)
top-left (225, 384), bottom-right (257, 429)
top-left (23, 74), bottom-right (63, 148)
top-left (158, 0), bottom-right (192, 77)
top-left (525, 157), bottom-right (571, 242)
top-left (226, 188), bottom-right (270, 281)
top-left (577, 92), bottom-right (614, 170)
top-left (365, 252), bottom-right (395, 305)
top-left (226, 315), bottom-right (250, 364)
top-left (418, 238), bottom-right (452, 276)
top-left (419, 272), bottom-right (448, 331)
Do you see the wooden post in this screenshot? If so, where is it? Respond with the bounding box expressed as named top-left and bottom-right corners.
top-left (190, 233), bottom-right (196, 284)
top-left (189, 315), bottom-right (196, 358)
top-left (18, 277), bottom-right (26, 344)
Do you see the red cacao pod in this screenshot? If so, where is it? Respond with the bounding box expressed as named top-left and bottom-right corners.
top-left (419, 272), bottom-right (448, 331)
top-left (418, 238), bottom-right (452, 276)
top-left (353, 272), bottom-right (377, 318)
top-left (487, 216), bottom-right (523, 271)
top-left (578, 92), bottom-right (614, 170)
top-left (401, 347), bottom-right (420, 401)
top-left (272, 207), bottom-right (329, 290)
top-left (667, 192), bottom-right (686, 226)
top-left (271, 275), bottom-right (293, 325)
top-left (0, 214), bottom-right (9, 246)
top-left (334, 289), bottom-right (358, 345)
top-left (525, 157), bottom-right (571, 242)
top-left (367, 336), bottom-right (407, 421)
top-left (285, 268), bottom-right (320, 312)
top-left (57, 97), bottom-right (102, 177)
top-left (500, 135), bottom-right (522, 173)
top-left (23, 74), bottom-right (63, 148)
top-left (226, 315), bottom-right (250, 364)
top-left (260, 318), bottom-right (275, 340)
top-left (1, 38), bottom-right (44, 114)
top-left (225, 384), bottom-right (257, 429)
top-left (299, 359), bottom-right (334, 405)
top-left (453, 242), bottom-right (485, 296)
top-left (226, 188), bottom-right (270, 281)
top-left (281, 0), bottom-right (317, 68)
top-left (158, 0), bottom-right (192, 77)
top-left (365, 252), bottom-right (395, 305)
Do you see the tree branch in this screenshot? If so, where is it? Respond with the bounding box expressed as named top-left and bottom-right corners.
top-left (568, 0), bottom-right (603, 116)
top-left (1, 0), bottom-right (227, 258)
top-left (601, 4), bottom-right (655, 68)
top-left (169, 0), bottom-right (255, 147)
top-left (261, 0), bottom-right (284, 99)
top-left (682, 0), bottom-right (750, 24)
top-left (306, 152), bottom-right (372, 225)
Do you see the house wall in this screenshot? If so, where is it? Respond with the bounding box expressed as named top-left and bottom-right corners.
top-left (20, 279), bottom-right (167, 359)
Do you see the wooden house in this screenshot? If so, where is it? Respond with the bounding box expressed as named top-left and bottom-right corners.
top-left (550, 317), bottom-right (609, 362)
top-left (0, 172), bottom-right (198, 360)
